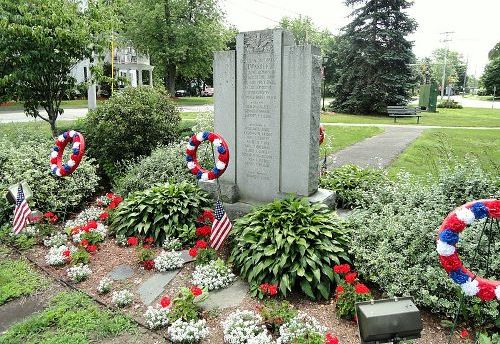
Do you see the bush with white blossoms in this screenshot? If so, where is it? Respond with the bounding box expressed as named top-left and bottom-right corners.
top-left (144, 306), bottom-right (170, 329)
top-left (277, 312), bottom-right (326, 344)
top-left (97, 277), bottom-right (112, 294)
top-left (112, 289), bottom-right (134, 307)
top-left (192, 259), bottom-right (235, 291)
top-left (67, 263), bottom-right (92, 283)
top-left (64, 207), bottom-right (104, 231)
top-left (168, 318), bottom-right (209, 343)
top-left (248, 332), bottom-right (275, 344)
top-left (154, 251), bottom-right (184, 272)
top-left (222, 310), bottom-right (268, 344)
top-left (44, 245), bottom-right (76, 266)
top-left (96, 195), bottom-right (112, 207)
top-left (24, 225), bottom-right (39, 237)
top-left (163, 236), bottom-right (182, 251)
top-left (43, 232), bottom-right (68, 248)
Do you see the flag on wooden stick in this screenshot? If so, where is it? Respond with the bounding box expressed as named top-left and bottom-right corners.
top-left (12, 185), bottom-right (32, 234)
top-left (210, 199), bottom-right (232, 250)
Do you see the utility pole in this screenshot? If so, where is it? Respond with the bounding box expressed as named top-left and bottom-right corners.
top-left (462, 56), bottom-right (468, 96)
top-left (439, 31), bottom-right (454, 100)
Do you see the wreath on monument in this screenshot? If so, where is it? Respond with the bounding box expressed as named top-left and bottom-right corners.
top-left (436, 199), bottom-right (500, 301)
top-left (319, 125), bottom-right (325, 145)
top-left (186, 131), bottom-right (229, 181)
top-left (50, 130), bottom-right (86, 177)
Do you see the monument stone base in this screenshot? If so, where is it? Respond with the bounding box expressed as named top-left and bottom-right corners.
top-left (200, 180), bottom-right (335, 219)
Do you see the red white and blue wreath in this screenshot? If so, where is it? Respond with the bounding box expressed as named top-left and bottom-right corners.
top-left (50, 130), bottom-right (86, 177)
top-left (436, 199), bottom-right (500, 301)
top-left (185, 131), bottom-right (229, 181)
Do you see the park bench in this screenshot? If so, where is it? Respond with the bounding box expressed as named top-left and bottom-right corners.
top-left (387, 106), bottom-right (422, 124)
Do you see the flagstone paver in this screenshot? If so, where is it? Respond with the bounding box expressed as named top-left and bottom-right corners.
top-left (137, 270), bottom-right (180, 305)
top-left (199, 278), bottom-right (249, 310)
top-left (107, 264), bottom-right (135, 281)
top-left (180, 249), bottom-right (195, 263)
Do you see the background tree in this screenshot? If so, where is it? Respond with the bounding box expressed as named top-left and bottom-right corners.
top-left (123, 0), bottom-right (230, 95)
top-left (428, 48), bottom-right (466, 93)
top-left (481, 58), bottom-right (500, 95)
top-left (488, 42), bottom-right (500, 60)
top-left (0, 0), bottom-right (102, 135)
top-left (330, 0), bottom-right (417, 114)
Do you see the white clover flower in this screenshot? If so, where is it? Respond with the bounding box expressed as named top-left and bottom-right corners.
top-left (154, 251), bottom-right (184, 272)
top-left (97, 277), bottom-right (112, 294)
top-left (67, 263), bottom-right (92, 283)
top-left (43, 232), bottom-right (68, 248)
top-left (277, 312), bottom-right (326, 344)
top-left (144, 306), bottom-right (170, 329)
top-left (222, 310), bottom-right (266, 344)
top-left (112, 289), bottom-right (134, 307)
top-left (44, 245), bottom-right (76, 266)
top-left (168, 318), bottom-right (209, 343)
top-left (192, 259), bottom-right (235, 291)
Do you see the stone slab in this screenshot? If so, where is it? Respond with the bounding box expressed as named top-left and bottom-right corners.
top-left (198, 180), bottom-right (239, 204)
top-left (308, 188), bottom-right (336, 209)
top-left (107, 264), bottom-right (134, 281)
top-left (0, 294), bottom-right (49, 333)
top-left (180, 249), bottom-right (195, 263)
top-left (199, 278), bottom-right (248, 310)
top-left (137, 270), bottom-right (179, 305)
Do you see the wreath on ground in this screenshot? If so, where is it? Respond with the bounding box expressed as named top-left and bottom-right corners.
top-left (436, 199), bottom-right (500, 301)
top-left (186, 131), bottom-right (229, 181)
top-left (50, 130), bottom-right (85, 177)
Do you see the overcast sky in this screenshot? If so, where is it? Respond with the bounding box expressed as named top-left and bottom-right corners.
top-left (221, 0), bottom-right (500, 76)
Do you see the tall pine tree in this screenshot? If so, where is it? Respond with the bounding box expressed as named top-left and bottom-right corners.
top-left (331, 0), bottom-right (417, 114)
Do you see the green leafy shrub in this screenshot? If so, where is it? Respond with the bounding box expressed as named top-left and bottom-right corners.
top-left (84, 86), bottom-right (180, 177)
top-left (258, 300), bottom-right (298, 332)
top-left (111, 182), bottom-right (210, 245)
top-left (230, 196), bottom-right (350, 300)
top-left (349, 164), bottom-right (499, 326)
top-left (71, 248), bottom-right (90, 265)
top-left (169, 287), bottom-right (207, 322)
top-left (0, 134), bottom-right (99, 223)
top-left (437, 100), bottom-right (463, 108)
top-left (319, 164), bottom-right (388, 209)
top-left (113, 143), bottom-right (195, 196)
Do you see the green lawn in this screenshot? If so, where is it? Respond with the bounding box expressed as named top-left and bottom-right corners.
top-left (321, 107), bottom-right (500, 127)
top-left (388, 128), bottom-right (500, 177)
top-left (172, 96), bottom-right (213, 106)
top-left (321, 125), bottom-right (384, 155)
top-left (0, 258), bottom-right (49, 305)
top-left (0, 99), bottom-right (103, 112)
top-left (0, 291), bottom-right (136, 343)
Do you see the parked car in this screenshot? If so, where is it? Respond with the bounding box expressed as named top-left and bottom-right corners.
top-left (175, 90), bottom-right (188, 97)
top-left (201, 87), bottom-right (214, 97)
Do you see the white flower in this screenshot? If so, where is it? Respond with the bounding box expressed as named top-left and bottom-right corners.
top-left (96, 195), bottom-right (112, 207)
top-left (51, 151), bottom-right (58, 158)
top-left (70, 222), bottom-right (107, 243)
top-left (69, 130), bottom-right (76, 138)
top-left (196, 132), bottom-right (205, 142)
top-left (461, 278), bottom-right (479, 296)
top-left (248, 332), bottom-right (275, 344)
top-left (187, 161), bottom-right (196, 169)
top-left (112, 289), bottom-right (134, 307)
top-left (192, 259), bottom-right (235, 291)
top-left (67, 159), bottom-right (76, 167)
top-left (67, 264), bottom-right (92, 283)
top-left (43, 232), bottom-right (68, 248)
top-left (436, 240), bottom-right (455, 256)
top-left (44, 245), bottom-right (76, 266)
top-left (222, 310), bottom-right (267, 344)
top-left (162, 237), bottom-right (182, 251)
top-left (216, 160), bottom-right (226, 170)
top-left (97, 277), bottom-right (112, 294)
top-left (495, 286), bottom-right (500, 300)
top-left (24, 225), bottom-right (39, 237)
top-left (154, 251), bottom-right (184, 272)
top-left (455, 207), bottom-right (475, 224)
top-left (144, 306), bottom-right (170, 329)
top-left (201, 173), bottom-right (209, 181)
top-left (168, 318), bottom-right (209, 343)
top-left (277, 312), bottom-right (326, 344)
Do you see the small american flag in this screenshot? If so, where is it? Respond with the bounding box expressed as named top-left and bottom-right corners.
top-left (12, 185), bottom-right (31, 234)
top-left (210, 200), bottom-right (233, 250)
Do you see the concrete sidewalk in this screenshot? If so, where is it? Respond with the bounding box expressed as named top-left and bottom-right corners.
top-left (327, 126), bottom-right (424, 169)
top-left (322, 122), bottom-right (500, 130)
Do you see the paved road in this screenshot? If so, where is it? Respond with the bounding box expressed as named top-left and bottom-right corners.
top-left (0, 105), bottom-right (214, 123)
top-left (327, 126), bottom-right (424, 169)
top-left (410, 95), bottom-right (500, 109)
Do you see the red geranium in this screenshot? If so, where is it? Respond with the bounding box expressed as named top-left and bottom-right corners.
top-left (345, 272), bottom-right (358, 284)
top-left (267, 284), bottom-right (278, 296)
top-left (259, 283), bottom-right (270, 294)
top-left (355, 283), bottom-right (370, 294)
top-left (335, 285), bottom-right (344, 297)
top-left (460, 329), bottom-right (469, 339)
top-left (439, 253), bottom-right (462, 272)
top-left (202, 210), bottom-right (215, 222)
top-left (333, 264), bottom-right (351, 274)
top-left (143, 260), bottom-right (155, 270)
top-left (106, 192), bottom-right (114, 199)
top-left (443, 213), bottom-right (466, 232)
top-left (191, 286), bottom-right (203, 296)
top-left (87, 220), bottom-right (97, 230)
top-left (143, 244), bottom-right (151, 249)
top-left (188, 247), bottom-right (198, 257)
top-left (108, 195), bottom-right (123, 210)
top-left (99, 212), bottom-right (109, 221)
top-left (86, 244), bottom-right (97, 253)
top-left (127, 236), bottom-right (139, 246)
top-left (160, 296), bottom-right (170, 308)
top-left (195, 240), bottom-right (208, 249)
top-left (196, 226), bottom-right (211, 237)
top-left (44, 211), bottom-right (55, 218)
top-left (144, 237), bottom-right (154, 244)
top-left (80, 239), bottom-right (89, 247)
top-left (62, 249), bottom-right (71, 257)
top-left (477, 284), bottom-right (496, 301)
top-left (325, 333), bottom-right (339, 344)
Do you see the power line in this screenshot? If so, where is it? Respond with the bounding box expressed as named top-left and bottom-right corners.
top-left (225, 0), bottom-right (281, 24)
top-left (247, 0), bottom-right (302, 17)
top-left (439, 31), bottom-right (454, 100)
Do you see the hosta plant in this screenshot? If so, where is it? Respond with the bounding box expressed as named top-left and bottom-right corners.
top-left (230, 196), bottom-right (349, 299)
top-left (110, 182), bottom-right (210, 245)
